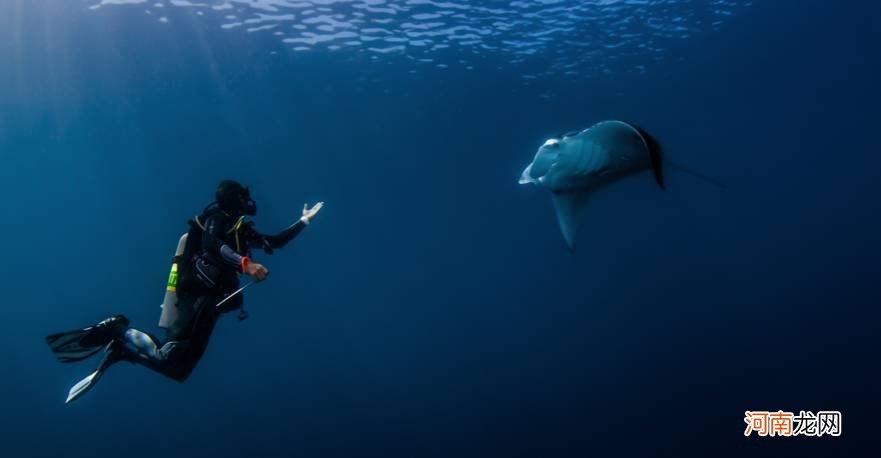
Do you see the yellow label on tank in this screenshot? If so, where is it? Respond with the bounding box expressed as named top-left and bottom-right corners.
top-left (166, 263), bottom-right (178, 292)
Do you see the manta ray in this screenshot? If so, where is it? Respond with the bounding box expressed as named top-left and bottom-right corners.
top-left (519, 120), bottom-right (665, 251)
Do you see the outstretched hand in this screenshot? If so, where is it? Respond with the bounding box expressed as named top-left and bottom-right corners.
top-left (302, 201), bottom-right (324, 223)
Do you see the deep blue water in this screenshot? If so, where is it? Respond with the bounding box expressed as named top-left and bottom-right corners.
top-left (1, 1), bottom-right (879, 457)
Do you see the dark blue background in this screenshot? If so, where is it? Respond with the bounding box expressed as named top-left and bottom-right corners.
top-left (0, 1), bottom-right (878, 457)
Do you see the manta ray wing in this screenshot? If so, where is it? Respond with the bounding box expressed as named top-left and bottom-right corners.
top-left (551, 190), bottom-right (590, 252)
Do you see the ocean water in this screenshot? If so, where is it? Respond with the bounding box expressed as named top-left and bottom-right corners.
top-left (0, 1), bottom-right (878, 457)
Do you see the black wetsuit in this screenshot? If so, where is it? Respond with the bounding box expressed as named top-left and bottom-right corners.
top-left (121, 205), bottom-right (307, 381)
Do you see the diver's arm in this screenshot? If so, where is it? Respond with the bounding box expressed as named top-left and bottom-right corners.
top-left (257, 202), bottom-right (324, 251)
top-left (261, 218), bottom-right (307, 250)
top-left (203, 212), bottom-right (269, 280)
top-left (219, 244), bottom-right (244, 266)
top-left (221, 244), bottom-right (268, 280)
top-left (202, 213), bottom-right (246, 267)
top-left (213, 228), bottom-right (268, 279)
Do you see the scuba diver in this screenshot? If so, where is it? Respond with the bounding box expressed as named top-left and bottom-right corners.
top-left (45, 180), bottom-right (324, 403)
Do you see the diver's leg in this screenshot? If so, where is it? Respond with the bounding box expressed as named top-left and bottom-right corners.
top-left (63, 296), bottom-right (220, 403)
top-left (66, 326), bottom-right (187, 404)
top-left (120, 295), bottom-right (220, 382)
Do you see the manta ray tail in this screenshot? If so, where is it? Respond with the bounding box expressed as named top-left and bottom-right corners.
top-left (664, 160), bottom-right (728, 189)
top-left (626, 121), bottom-right (726, 189)
top-left (551, 191), bottom-right (589, 252)
top-left (626, 122), bottom-right (665, 190)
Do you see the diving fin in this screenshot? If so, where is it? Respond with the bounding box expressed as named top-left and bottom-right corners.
top-left (46, 315), bottom-right (130, 363)
top-left (65, 340), bottom-right (125, 404)
top-left (66, 368), bottom-right (102, 404)
top-left (46, 332), bottom-right (104, 363)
